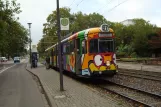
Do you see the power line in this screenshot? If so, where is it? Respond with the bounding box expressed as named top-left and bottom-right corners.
top-left (71, 0), bottom-right (84, 13)
top-left (108, 0), bottom-right (130, 13)
top-left (76, 0), bottom-right (84, 7)
top-left (95, 0), bottom-right (114, 13)
top-left (69, 0), bottom-right (76, 8)
top-left (102, 0), bottom-right (130, 15)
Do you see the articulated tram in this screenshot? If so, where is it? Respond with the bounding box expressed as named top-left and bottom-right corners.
top-left (45, 24), bottom-right (118, 77)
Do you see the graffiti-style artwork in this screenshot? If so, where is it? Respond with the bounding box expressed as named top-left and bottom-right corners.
top-left (88, 54), bottom-right (116, 72)
top-left (46, 24), bottom-right (117, 77)
top-left (66, 55), bottom-right (70, 71)
top-left (69, 54), bottom-right (75, 72)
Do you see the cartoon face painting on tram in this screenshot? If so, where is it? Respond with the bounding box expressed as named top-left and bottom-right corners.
top-left (45, 24), bottom-right (118, 77)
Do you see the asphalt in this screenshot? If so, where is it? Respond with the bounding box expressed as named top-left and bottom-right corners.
top-left (0, 62), bottom-right (45, 107)
top-left (0, 60), bottom-right (15, 70)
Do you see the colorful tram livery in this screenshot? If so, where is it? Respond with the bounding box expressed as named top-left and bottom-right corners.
top-left (45, 24), bottom-right (118, 77)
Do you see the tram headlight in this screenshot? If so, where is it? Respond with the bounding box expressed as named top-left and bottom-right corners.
top-left (106, 61), bottom-right (110, 66)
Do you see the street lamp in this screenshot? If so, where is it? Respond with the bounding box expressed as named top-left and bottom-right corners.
top-left (27, 23), bottom-right (32, 67)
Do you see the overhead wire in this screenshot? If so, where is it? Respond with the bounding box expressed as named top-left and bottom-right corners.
top-left (71, 0), bottom-right (84, 13)
top-left (69, 0), bottom-right (76, 8)
top-left (95, 0), bottom-right (114, 13)
top-left (102, 0), bottom-right (130, 16)
top-left (76, 0), bottom-right (84, 7)
top-left (69, 0), bottom-right (130, 19)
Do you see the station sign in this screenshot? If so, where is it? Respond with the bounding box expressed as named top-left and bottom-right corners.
top-left (60, 18), bottom-right (69, 30)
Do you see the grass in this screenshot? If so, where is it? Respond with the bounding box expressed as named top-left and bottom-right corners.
top-left (120, 58), bottom-right (150, 62)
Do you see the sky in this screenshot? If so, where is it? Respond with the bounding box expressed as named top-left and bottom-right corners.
top-left (16, 0), bottom-right (161, 45)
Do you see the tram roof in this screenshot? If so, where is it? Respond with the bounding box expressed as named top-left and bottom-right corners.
top-left (45, 43), bottom-right (57, 52)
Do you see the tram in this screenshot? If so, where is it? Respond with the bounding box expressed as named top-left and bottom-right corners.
top-left (45, 24), bottom-right (118, 77)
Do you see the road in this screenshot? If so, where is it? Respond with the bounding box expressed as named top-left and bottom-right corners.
top-left (0, 61), bottom-right (45, 107)
top-left (0, 61), bottom-right (13, 70)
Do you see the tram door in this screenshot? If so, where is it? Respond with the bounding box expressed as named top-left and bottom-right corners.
top-left (75, 38), bottom-right (82, 75)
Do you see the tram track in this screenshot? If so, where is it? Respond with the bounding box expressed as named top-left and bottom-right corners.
top-left (103, 69), bottom-right (161, 97)
top-left (98, 79), bottom-right (161, 107)
top-left (118, 69), bottom-right (161, 82)
top-left (99, 69), bottom-right (161, 107)
top-left (74, 76), bottom-right (161, 107)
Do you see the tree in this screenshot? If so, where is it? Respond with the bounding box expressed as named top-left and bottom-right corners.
top-left (132, 19), bottom-right (157, 56)
top-left (114, 18), bottom-right (158, 57)
top-left (0, 0), bottom-right (28, 58)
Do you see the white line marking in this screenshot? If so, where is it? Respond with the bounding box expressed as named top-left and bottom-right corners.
top-left (0, 64), bottom-right (16, 74)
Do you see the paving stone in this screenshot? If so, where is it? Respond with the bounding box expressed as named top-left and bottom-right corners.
top-left (27, 64), bottom-right (127, 107)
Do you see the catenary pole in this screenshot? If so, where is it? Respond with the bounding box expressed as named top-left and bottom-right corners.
top-left (56, 0), bottom-right (64, 91)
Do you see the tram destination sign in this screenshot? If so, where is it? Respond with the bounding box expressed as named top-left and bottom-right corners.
top-left (99, 33), bottom-right (112, 37)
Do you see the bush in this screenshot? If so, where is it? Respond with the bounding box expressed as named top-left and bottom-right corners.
top-left (116, 52), bottom-right (126, 58)
top-left (130, 52), bottom-right (138, 58)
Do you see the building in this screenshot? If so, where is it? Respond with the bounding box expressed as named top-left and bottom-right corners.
top-left (121, 19), bottom-right (135, 26)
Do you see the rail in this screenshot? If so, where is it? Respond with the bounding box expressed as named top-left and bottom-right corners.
top-left (99, 82), bottom-right (161, 107)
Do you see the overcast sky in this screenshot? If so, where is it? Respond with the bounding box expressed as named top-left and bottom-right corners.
top-left (16, 0), bottom-right (161, 45)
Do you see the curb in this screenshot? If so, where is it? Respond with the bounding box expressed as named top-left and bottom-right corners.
top-left (25, 64), bottom-right (54, 107)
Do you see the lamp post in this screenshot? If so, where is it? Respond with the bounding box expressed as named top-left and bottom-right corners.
top-left (27, 23), bottom-right (32, 67)
top-left (56, 0), bottom-right (64, 91)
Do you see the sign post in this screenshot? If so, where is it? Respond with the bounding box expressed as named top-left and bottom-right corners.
top-left (56, 0), bottom-right (64, 91)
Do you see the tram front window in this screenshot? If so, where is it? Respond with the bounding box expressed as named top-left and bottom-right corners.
top-left (99, 39), bottom-right (114, 53)
top-left (89, 39), bottom-right (114, 53)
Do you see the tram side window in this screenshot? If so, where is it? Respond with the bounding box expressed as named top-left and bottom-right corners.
top-left (63, 44), bottom-right (66, 54)
top-left (61, 44), bottom-right (63, 55)
top-left (76, 39), bottom-right (80, 54)
top-left (66, 42), bottom-right (70, 54)
top-left (53, 49), bottom-right (55, 56)
top-left (70, 40), bottom-right (75, 53)
top-left (56, 46), bottom-right (58, 55)
top-left (82, 40), bottom-right (87, 54)
top-left (89, 39), bottom-right (98, 53)
top-left (57, 49), bottom-right (58, 55)
top-left (51, 49), bottom-right (53, 56)
top-left (55, 48), bottom-right (57, 55)
top-left (53, 48), bottom-right (55, 56)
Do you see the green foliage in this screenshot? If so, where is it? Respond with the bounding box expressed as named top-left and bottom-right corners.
top-left (0, 0), bottom-right (28, 57)
top-left (130, 52), bottom-right (138, 58)
top-left (116, 44), bottom-right (134, 57)
top-left (115, 18), bottom-right (158, 57)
